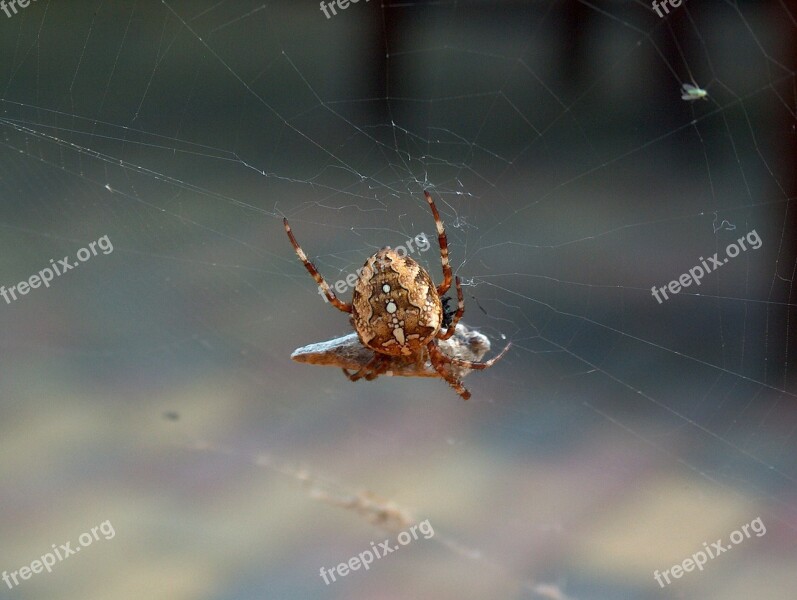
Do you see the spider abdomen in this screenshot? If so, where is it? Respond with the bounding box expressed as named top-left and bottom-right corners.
top-left (352, 248), bottom-right (442, 357)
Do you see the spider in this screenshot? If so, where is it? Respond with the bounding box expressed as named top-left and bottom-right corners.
top-left (283, 191), bottom-right (510, 400)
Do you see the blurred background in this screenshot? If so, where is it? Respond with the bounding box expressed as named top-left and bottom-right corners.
top-left (0, 1), bottom-right (795, 598)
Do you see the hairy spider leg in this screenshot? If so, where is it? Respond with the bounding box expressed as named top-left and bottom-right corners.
top-left (284, 218), bottom-right (352, 313)
top-left (423, 191), bottom-right (453, 296)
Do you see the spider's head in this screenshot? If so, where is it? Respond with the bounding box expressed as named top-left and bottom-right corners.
top-left (441, 295), bottom-right (457, 329)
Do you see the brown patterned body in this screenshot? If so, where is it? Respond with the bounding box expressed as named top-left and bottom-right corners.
top-left (352, 249), bottom-right (442, 357)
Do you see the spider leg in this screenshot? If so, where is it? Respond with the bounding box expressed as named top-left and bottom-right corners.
top-left (436, 340), bottom-right (512, 371)
top-left (437, 276), bottom-right (465, 340)
top-left (427, 341), bottom-right (471, 400)
top-left (364, 361), bottom-right (389, 381)
top-left (342, 353), bottom-right (387, 382)
top-left (283, 218), bottom-right (352, 313)
top-left (423, 191), bottom-right (452, 296)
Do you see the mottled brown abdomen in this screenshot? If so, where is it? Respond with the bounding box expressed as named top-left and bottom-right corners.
top-left (351, 249), bottom-right (442, 356)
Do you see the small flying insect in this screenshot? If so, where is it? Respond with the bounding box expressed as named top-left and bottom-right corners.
top-left (681, 82), bottom-right (708, 102)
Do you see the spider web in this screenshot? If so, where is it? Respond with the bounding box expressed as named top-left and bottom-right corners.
top-left (0, 1), bottom-right (796, 599)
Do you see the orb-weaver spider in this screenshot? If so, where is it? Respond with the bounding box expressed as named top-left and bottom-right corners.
top-left (283, 191), bottom-right (510, 400)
